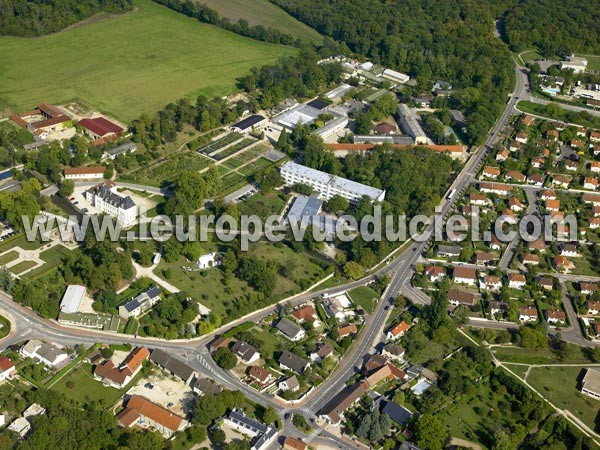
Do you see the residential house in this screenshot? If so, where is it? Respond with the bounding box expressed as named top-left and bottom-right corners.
top-left (591, 161), bottom-right (600, 174)
top-left (436, 244), bottom-right (461, 258)
top-left (538, 276), bottom-right (554, 291)
top-left (515, 132), bottom-right (528, 144)
top-left (322, 294), bottom-right (354, 322)
top-left (551, 175), bottom-right (570, 189)
top-left (284, 437), bottom-right (307, 450)
top-left (590, 218), bottom-right (600, 230)
top-left (545, 309), bottom-right (566, 324)
top-left (425, 265), bottom-right (445, 282)
top-left (292, 304), bottom-right (319, 327)
top-left (117, 395), bottom-right (186, 438)
top-left (532, 157), bottom-right (545, 169)
top-left (94, 346), bottom-right (149, 388)
top-left (545, 199), bottom-right (560, 212)
top-left (581, 283), bottom-right (598, 296)
top-left (247, 366), bottom-right (273, 386)
top-left (561, 243), bottom-right (579, 257)
top-left (590, 131), bottom-right (600, 143)
top-left (482, 167), bottom-right (500, 179)
top-left (519, 306), bottom-right (538, 322)
top-left (545, 129), bottom-right (559, 141)
top-left (522, 114), bottom-right (535, 127)
top-left (279, 375), bottom-right (300, 392)
top-left (489, 301), bottom-right (508, 317)
top-left (527, 174), bottom-right (545, 187)
top-left (470, 194), bottom-right (491, 206)
top-left (509, 141), bottom-right (521, 152)
top-left (149, 349), bottom-right (196, 385)
top-left (381, 401), bottom-right (413, 427)
top-left (505, 171), bottom-right (526, 183)
top-left (320, 381), bottom-right (369, 425)
top-left (587, 301), bottom-right (600, 315)
top-left (508, 273), bottom-right (526, 289)
top-left (231, 341), bottom-right (260, 364)
top-left (496, 149), bottom-right (509, 162)
top-left (0, 357), bottom-right (16, 382)
top-left (480, 274), bottom-right (502, 291)
top-left (275, 318), bottom-right (306, 342)
top-left (565, 160), bottom-right (579, 172)
top-left (22, 404), bottom-right (46, 420)
top-left (528, 239), bottom-right (547, 252)
top-left (522, 254), bottom-right (540, 266)
top-left (386, 321), bottom-right (409, 340)
top-left (279, 351), bottom-right (310, 374)
top-left (453, 267), bottom-right (477, 285)
top-left (310, 343), bottom-right (333, 362)
top-left (479, 182), bottom-right (512, 196)
top-left (540, 189), bottom-right (557, 201)
top-left (584, 177), bottom-right (599, 190)
top-left (7, 417), bottom-right (31, 438)
top-left (20, 340), bottom-right (68, 367)
top-left (382, 343), bottom-right (405, 361)
top-left (191, 378), bottom-right (223, 396)
top-left (208, 336), bottom-right (231, 353)
top-left (553, 255), bottom-right (572, 271)
top-left (583, 194), bottom-right (600, 206)
top-left (474, 252), bottom-right (496, 266)
top-left (509, 197), bottom-right (524, 212)
top-left (447, 289), bottom-right (477, 308)
top-left (338, 323), bottom-right (358, 338)
top-left (571, 139), bottom-right (586, 149)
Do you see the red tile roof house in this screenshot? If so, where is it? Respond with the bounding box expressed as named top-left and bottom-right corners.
top-left (291, 304), bottom-right (319, 327)
top-left (453, 267), bottom-right (477, 285)
top-left (117, 394), bottom-right (186, 438)
top-left (508, 273), bottom-right (526, 289)
top-left (247, 366), bottom-right (273, 386)
top-left (425, 265), bottom-right (446, 282)
top-left (482, 166), bottom-right (501, 179)
top-left (581, 283), bottom-right (598, 296)
top-left (0, 357), bottom-right (16, 382)
top-left (338, 323), bottom-right (358, 338)
top-left (519, 306), bottom-right (538, 322)
top-left (545, 308), bottom-right (566, 324)
top-left (94, 346), bottom-right (149, 388)
top-left (587, 301), bottom-right (600, 316)
top-left (79, 117), bottom-right (123, 140)
top-left (386, 321), bottom-right (409, 341)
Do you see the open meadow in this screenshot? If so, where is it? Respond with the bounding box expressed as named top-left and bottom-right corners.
top-left (0, 0), bottom-right (295, 121)
top-left (197, 0), bottom-right (322, 43)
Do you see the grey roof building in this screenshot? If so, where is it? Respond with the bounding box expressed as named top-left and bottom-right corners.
top-left (149, 349), bottom-right (196, 384)
top-left (231, 341), bottom-right (260, 363)
top-left (395, 103), bottom-right (427, 145)
top-left (278, 350), bottom-right (310, 373)
top-left (274, 318), bottom-right (305, 341)
top-left (105, 142), bottom-right (137, 160)
top-left (381, 401), bottom-right (413, 425)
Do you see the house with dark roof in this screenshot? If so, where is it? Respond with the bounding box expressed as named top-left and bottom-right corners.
top-left (278, 351), bottom-right (310, 374)
top-left (279, 375), bottom-right (300, 392)
top-left (149, 349), bottom-right (196, 385)
top-left (85, 181), bottom-right (137, 226)
top-left (275, 318), bottom-right (306, 341)
top-left (191, 378), bottom-right (223, 395)
top-left (382, 343), bottom-right (405, 360)
top-left (230, 114), bottom-right (266, 133)
top-left (381, 401), bottom-right (413, 426)
top-left (119, 286), bottom-right (161, 319)
top-left (320, 381), bottom-right (368, 425)
top-left (310, 343), bottom-right (333, 362)
top-left (223, 409), bottom-right (277, 450)
top-left (231, 341), bottom-right (260, 364)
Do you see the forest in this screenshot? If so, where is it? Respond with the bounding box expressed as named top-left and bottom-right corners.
top-left (0, 0), bottom-right (134, 37)
top-left (503, 0), bottom-right (600, 55)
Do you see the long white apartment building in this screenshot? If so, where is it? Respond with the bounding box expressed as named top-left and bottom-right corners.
top-left (280, 162), bottom-right (385, 203)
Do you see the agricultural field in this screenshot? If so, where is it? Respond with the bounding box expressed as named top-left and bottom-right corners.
top-left (0, 0), bottom-right (295, 121)
top-left (197, 0), bottom-right (322, 43)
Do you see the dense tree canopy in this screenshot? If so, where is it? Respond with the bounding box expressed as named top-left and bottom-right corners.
top-left (0, 0), bottom-right (133, 37)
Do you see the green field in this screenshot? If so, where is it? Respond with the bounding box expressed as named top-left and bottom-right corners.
top-left (576, 54), bottom-right (600, 71)
top-left (348, 286), bottom-right (379, 314)
top-left (0, 251), bottom-right (18, 266)
top-left (527, 366), bottom-right (600, 431)
top-left (197, 0), bottom-right (322, 43)
top-left (0, 0), bottom-right (295, 121)
top-left (9, 260), bottom-right (38, 275)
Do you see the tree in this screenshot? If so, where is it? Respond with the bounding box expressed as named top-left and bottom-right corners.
top-left (210, 428), bottom-right (226, 445)
top-left (262, 406), bottom-right (278, 426)
top-left (344, 261), bottom-right (364, 280)
top-left (213, 347), bottom-right (237, 370)
top-left (325, 195), bottom-right (349, 214)
top-left (59, 179), bottom-right (74, 197)
top-left (414, 413), bottom-right (448, 450)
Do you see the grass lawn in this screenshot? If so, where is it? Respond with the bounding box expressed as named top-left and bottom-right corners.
top-left (348, 286), bottom-right (379, 314)
top-left (154, 242), bottom-right (325, 320)
top-left (249, 326), bottom-right (284, 361)
top-left (9, 260), bottom-right (38, 275)
top-left (126, 151), bottom-right (214, 186)
top-left (493, 345), bottom-right (592, 365)
top-left (52, 362), bottom-right (130, 409)
top-left (0, 250), bottom-right (18, 265)
top-left (0, 315), bottom-right (10, 339)
top-left (22, 245), bottom-right (75, 280)
top-left (0, 0), bottom-right (295, 121)
top-left (237, 191), bottom-right (288, 219)
top-left (503, 363), bottom-right (530, 380)
top-left (576, 54), bottom-right (600, 71)
top-left (520, 50), bottom-right (543, 64)
top-left (0, 235), bottom-right (45, 252)
top-left (197, 0), bottom-right (322, 43)
top-left (527, 366), bottom-right (600, 431)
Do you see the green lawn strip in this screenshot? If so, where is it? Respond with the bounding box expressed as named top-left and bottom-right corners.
top-left (0, 235), bottom-right (45, 253)
top-left (527, 365), bottom-right (600, 430)
top-left (0, 251), bottom-right (18, 266)
top-left (0, 0), bottom-right (294, 121)
top-left (9, 260), bottom-right (38, 275)
top-left (45, 354), bottom-right (85, 389)
top-left (0, 315), bottom-right (10, 340)
top-left (347, 286), bottom-right (379, 314)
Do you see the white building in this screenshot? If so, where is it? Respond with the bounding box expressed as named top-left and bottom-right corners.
top-left (581, 368), bottom-right (600, 400)
top-left (197, 252), bottom-right (221, 269)
top-left (118, 286), bottom-right (161, 319)
top-left (396, 104), bottom-right (428, 145)
top-left (382, 69), bottom-right (410, 84)
top-left (280, 162), bottom-right (385, 204)
top-left (19, 340), bottom-right (68, 367)
top-left (8, 417), bottom-right (31, 438)
top-left (63, 166), bottom-right (105, 180)
top-left (59, 284), bottom-right (86, 313)
top-left (85, 180), bottom-right (137, 227)
top-left (223, 410), bottom-right (277, 450)
top-left (313, 115), bottom-right (349, 140)
top-left (560, 56), bottom-right (588, 74)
